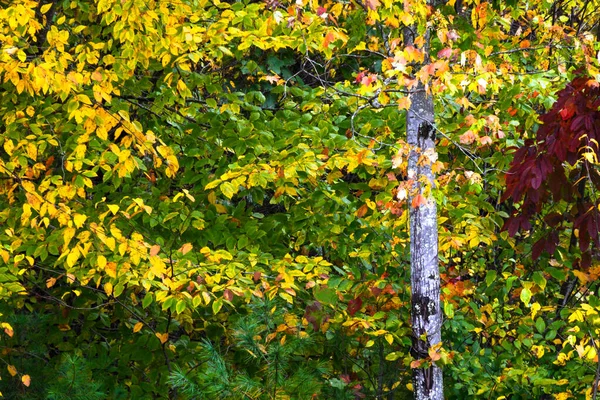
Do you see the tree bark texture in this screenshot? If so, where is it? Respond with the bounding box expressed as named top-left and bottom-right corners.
top-left (404, 29), bottom-right (443, 399)
top-left (406, 88), bottom-right (443, 399)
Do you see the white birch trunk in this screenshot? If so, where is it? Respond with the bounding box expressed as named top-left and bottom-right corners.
top-left (405, 32), bottom-right (444, 400)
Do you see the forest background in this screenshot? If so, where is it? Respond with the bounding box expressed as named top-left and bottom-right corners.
top-left (1, 0), bottom-right (600, 399)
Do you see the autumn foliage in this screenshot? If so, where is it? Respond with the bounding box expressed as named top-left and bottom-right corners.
top-left (503, 76), bottom-right (600, 264)
top-left (1, 0), bottom-right (600, 398)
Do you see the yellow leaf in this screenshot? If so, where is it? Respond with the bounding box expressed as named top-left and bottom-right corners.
top-left (569, 310), bottom-right (584, 323)
top-left (7, 365), bottom-right (17, 376)
top-left (3, 140), bottom-right (14, 156)
top-left (155, 332), bottom-right (169, 344)
top-left (385, 334), bottom-right (394, 345)
top-left (107, 204), bottom-right (119, 215)
top-left (63, 227), bottom-right (76, 247)
top-left (205, 179), bottom-right (222, 190)
top-left (133, 322), bottom-right (143, 333)
top-left (77, 94), bottom-right (93, 105)
top-left (582, 151), bottom-right (598, 164)
top-left (21, 375), bottom-right (30, 387)
top-left (40, 3), bottom-right (53, 13)
top-left (2, 323), bottom-right (14, 337)
top-left (97, 255), bottom-right (107, 270)
top-left (66, 248), bottom-right (80, 267)
top-left (105, 262), bottom-right (117, 278)
top-left (149, 256), bottom-right (166, 276)
top-left (104, 282), bottom-right (113, 296)
top-left (220, 182), bottom-right (237, 199)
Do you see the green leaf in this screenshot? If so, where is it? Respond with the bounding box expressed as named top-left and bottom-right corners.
top-left (444, 301), bottom-right (454, 319)
top-left (113, 282), bottom-right (125, 298)
top-left (142, 293), bottom-right (153, 309)
top-left (535, 317), bottom-right (546, 333)
top-left (520, 288), bottom-right (532, 306)
top-left (532, 271), bottom-right (547, 290)
top-left (212, 298), bottom-right (223, 314)
top-left (485, 270), bottom-right (497, 287)
top-left (314, 287), bottom-right (338, 305)
top-left (176, 300), bottom-right (186, 314)
top-left (546, 267), bottom-right (566, 281)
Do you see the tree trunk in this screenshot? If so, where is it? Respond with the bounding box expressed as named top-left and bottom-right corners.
top-left (405, 35), bottom-right (444, 400)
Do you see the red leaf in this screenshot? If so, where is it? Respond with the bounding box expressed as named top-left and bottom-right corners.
top-left (223, 289), bottom-right (233, 301)
top-left (437, 48), bottom-right (453, 58)
top-left (347, 297), bottom-right (363, 316)
top-left (355, 71), bottom-right (365, 83)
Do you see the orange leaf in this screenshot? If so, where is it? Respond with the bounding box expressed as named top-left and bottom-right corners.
top-left (411, 194), bottom-right (427, 208)
top-left (149, 245), bottom-right (160, 256)
top-left (7, 365), bottom-right (17, 376)
top-left (46, 277), bottom-right (57, 288)
top-left (21, 375), bottom-right (31, 387)
top-left (405, 46), bottom-right (424, 63)
top-left (410, 359), bottom-right (422, 369)
top-left (180, 243), bottom-right (193, 255)
top-left (133, 322), bottom-right (143, 333)
top-left (479, 136), bottom-right (493, 146)
top-left (156, 332), bottom-right (169, 344)
top-left (92, 71), bottom-right (103, 81)
top-left (365, 0), bottom-right (380, 10)
top-left (356, 204), bottom-right (368, 218)
top-left (323, 32), bottom-right (335, 48)
top-left (520, 40), bottom-right (530, 49)
top-left (397, 96), bottom-right (411, 111)
top-left (105, 262), bottom-right (117, 278)
top-left (459, 130), bottom-right (477, 145)
top-left (429, 347), bottom-right (441, 361)
top-left (4, 327), bottom-right (14, 337)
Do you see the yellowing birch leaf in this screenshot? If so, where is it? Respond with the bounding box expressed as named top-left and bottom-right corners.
top-left (104, 282), bottom-right (113, 296)
top-left (21, 375), bottom-right (31, 387)
top-left (7, 365), bottom-right (17, 376)
top-left (385, 334), bottom-right (393, 345)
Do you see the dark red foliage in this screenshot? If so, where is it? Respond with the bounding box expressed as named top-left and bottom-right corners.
top-left (347, 297), bottom-right (363, 316)
top-left (502, 76), bottom-right (600, 264)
